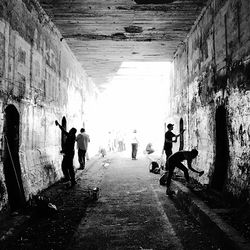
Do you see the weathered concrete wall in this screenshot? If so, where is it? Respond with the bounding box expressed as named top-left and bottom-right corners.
top-left (0, 0), bottom-right (98, 211)
top-left (168, 0), bottom-right (250, 199)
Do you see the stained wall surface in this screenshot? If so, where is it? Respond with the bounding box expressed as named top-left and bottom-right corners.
top-left (0, 0), bottom-right (98, 211)
top-left (168, 0), bottom-right (250, 199)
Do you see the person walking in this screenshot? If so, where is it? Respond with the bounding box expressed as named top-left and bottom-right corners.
top-left (131, 129), bottom-right (139, 160)
top-left (166, 149), bottom-right (204, 195)
top-left (76, 128), bottom-right (90, 170)
top-left (55, 120), bottom-right (77, 187)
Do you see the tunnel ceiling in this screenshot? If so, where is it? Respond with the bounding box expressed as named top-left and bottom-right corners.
top-left (38, 0), bottom-right (208, 89)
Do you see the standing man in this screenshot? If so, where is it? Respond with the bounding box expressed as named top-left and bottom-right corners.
top-left (55, 120), bottom-right (77, 187)
top-left (76, 128), bottom-right (90, 170)
top-left (166, 149), bottom-right (204, 195)
top-left (131, 129), bottom-right (139, 160)
top-left (163, 123), bottom-right (185, 161)
top-left (160, 123), bottom-right (185, 185)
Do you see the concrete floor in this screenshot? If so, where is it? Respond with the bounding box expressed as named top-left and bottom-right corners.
top-left (1, 151), bottom-right (222, 250)
top-left (69, 152), bottom-right (220, 250)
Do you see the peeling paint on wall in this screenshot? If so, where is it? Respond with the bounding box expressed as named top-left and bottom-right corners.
top-left (0, 1), bottom-right (99, 212)
top-left (169, 0), bottom-right (250, 198)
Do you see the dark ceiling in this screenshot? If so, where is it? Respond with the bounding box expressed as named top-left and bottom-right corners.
top-left (38, 0), bottom-right (208, 89)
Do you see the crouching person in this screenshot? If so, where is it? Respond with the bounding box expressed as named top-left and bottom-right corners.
top-left (166, 149), bottom-right (204, 196)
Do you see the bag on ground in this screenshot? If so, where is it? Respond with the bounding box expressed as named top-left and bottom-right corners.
top-left (149, 161), bottom-right (160, 174)
top-left (159, 173), bottom-right (168, 185)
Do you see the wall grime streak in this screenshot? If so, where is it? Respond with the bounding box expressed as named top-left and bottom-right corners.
top-left (169, 0), bottom-right (250, 199)
top-left (0, 1), bottom-right (99, 212)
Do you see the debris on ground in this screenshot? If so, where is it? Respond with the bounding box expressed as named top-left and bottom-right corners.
top-left (102, 158), bottom-right (111, 167)
top-left (34, 196), bottom-right (58, 216)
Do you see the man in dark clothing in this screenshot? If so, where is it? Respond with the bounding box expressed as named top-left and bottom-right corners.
top-left (166, 149), bottom-right (204, 195)
top-left (159, 123), bottom-right (185, 185)
top-left (163, 123), bottom-right (185, 160)
top-left (55, 120), bottom-right (77, 187)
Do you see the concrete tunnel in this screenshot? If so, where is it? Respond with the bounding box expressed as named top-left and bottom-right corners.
top-left (0, 1), bottom-right (250, 247)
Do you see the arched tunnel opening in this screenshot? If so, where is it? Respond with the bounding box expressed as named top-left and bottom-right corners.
top-left (211, 105), bottom-right (229, 192)
top-left (3, 105), bottom-right (25, 212)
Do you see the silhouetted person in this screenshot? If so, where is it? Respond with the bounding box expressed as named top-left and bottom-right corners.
top-left (131, 129), bottom-right (139, 160)
top-left (76, 128), bottom-right (90, 170)
top-left (166, 149), bottom-right (204, 195)
top-left (55, 120), bottom-right (77, 187)
top-left (163, 123), bottom-right (185, 165)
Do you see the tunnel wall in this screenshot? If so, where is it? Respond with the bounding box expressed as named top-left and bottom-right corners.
top-left (0, 0), bottom-right (98, 211)
top-left (168, 0), bottom-right (250, 199)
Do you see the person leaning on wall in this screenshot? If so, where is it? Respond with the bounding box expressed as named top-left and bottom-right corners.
top-left (55, 120), bottom-right (77, 187)
top-left (162, 123), bottom-right (185, 167)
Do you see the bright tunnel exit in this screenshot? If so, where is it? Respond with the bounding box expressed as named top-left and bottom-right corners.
top-left (88, 61), bottom-right (173, 157)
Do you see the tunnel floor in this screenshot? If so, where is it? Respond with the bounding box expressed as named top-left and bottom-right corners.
top-left (1, 152), bottom-right (222, 250)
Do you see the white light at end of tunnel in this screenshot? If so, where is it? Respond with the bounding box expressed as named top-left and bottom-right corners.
top-left (90, 61), bottom-right (173, 154)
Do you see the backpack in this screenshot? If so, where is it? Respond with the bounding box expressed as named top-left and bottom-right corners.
top-left (149, 161), bottom-right (160, 174)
